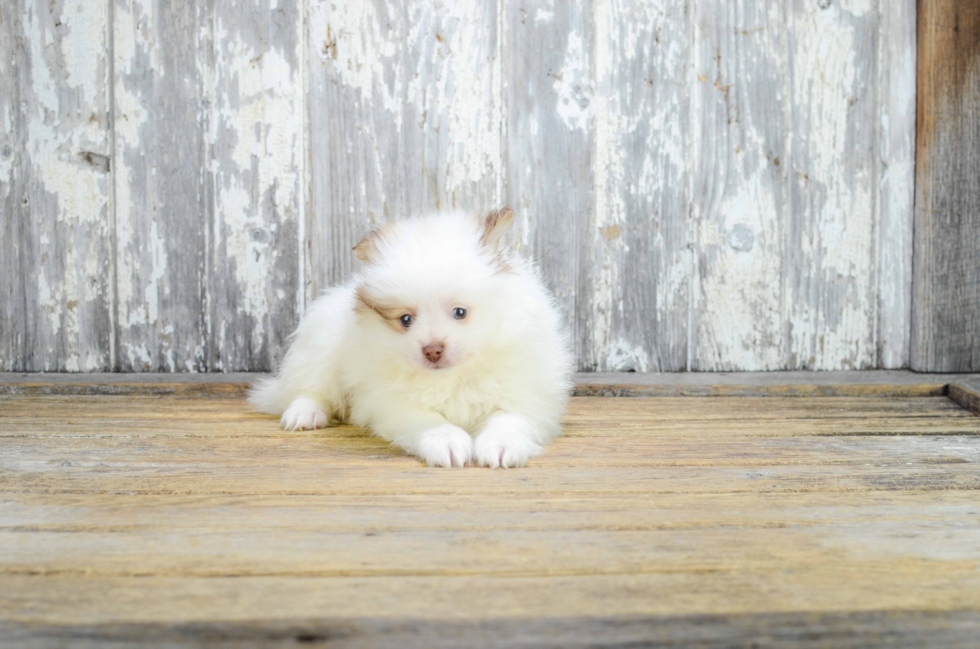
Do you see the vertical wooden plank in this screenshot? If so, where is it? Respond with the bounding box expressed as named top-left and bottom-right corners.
top-left (505, 0), bottom-right (594, 370)
top-left (0, 0), bottom-right (25, 371)
top-left (785, 0), bottom-right (878, 370)
top-left (209, 0), bottom-right (303, 371)
top-left (113, 0), bottom-right (210, 371)
top-left (690, 0), bottom-right (790, 371)
top-left (0, 0), bottom-right (113, 371)
top-left (911, 0), bottom-right (980, 372)
top-left (876, 0), bottom-right (916, 369)
top-left (588, 0), bottom-right (690, 372)
top-left (307, 0), bottom-right (501, 294)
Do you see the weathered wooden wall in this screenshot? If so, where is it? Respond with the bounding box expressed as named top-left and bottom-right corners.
top-left (0, 0), bottom-right (918, 372)
top-left (911, 0), bottom-right (980, 372)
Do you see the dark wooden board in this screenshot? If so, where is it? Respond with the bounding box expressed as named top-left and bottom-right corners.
top-left (3, 610), bottom-right (980, 649)
top-left (912, 0), bottom-right (980, 371)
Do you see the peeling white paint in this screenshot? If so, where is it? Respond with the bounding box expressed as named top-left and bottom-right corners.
top-left (876, 0), bottom-right (916, 369)
top-left (554, 31), bottom-right (594, 133)
top-left (788, 2), bottom-right (876, 369)
top-left (591, 0), bottom-right (622, 364)
top-left (605, 340), bottom-right (651, 373)
top-left (590, 0), bottom-right (690, 370)
top-left (210, 1), bottom-right (305, 370)
top-left (4, 0), bottom-right (919, 373)
top-left (310, 0), bottom-right (403, 128)
top-left (4, 0), bottom-right (112, 371)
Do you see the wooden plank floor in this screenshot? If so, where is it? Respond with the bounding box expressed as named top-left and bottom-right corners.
top-left (2, 385), bottom-right (980, 647)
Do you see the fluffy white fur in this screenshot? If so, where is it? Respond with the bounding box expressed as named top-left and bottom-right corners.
top-left (249, 209), bottom-right (573, 468)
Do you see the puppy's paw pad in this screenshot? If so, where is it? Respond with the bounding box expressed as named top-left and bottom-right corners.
top-left (474, 426), bottom-right (542, 469)
top-left (417, 425), bottom-right (474, 468)
top-left (280, 398), bottom-right (328, 431)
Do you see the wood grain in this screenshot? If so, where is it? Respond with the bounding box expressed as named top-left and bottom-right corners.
top-left (112, 0), bottom-right (210, 371)
top-left (209, 0), bottom-right (303, 371)
top-left (0, 0), bottom-right (113, 372)
top-left (692, 0), bottom-right (789, 371)
top-left (1, 389), bottom-right (979, 644)
top-left (6, 369), bottom-right (980, 397)
top-left (2, 1), bottom-right (923, 373)
top-left (307, 0), bottom-right (501, 294)
top-left (504, 0), bottom-right (594, 368)
top-left (876, 0), bottom-right (917, 369)
top-left (786, 0), bottom-right (879, 370)
top-left (3, 611), bottom-right (979, 649)
top-left (911, 0), bottom-right (980, 372)
top-left (587, 0), bottom-right (690, 371)
top-left (949, 380), bottom-right (980, 416)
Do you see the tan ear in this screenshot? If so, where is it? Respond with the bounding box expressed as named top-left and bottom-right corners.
top-left (481, 207), bottom-right (515, 249)
top-left (353, 230), bottom-right (383, 263)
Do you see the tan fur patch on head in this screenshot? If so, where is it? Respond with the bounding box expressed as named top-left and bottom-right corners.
top-left (355, 285), bottom-right (414, 333)
top-left (481, 207), bottom-right (515, 249)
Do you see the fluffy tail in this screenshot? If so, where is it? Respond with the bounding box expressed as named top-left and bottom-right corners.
top-left (248, 375), bottom-right (288, 415)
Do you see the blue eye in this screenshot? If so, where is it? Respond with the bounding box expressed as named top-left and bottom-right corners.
top-left (452, 307), bottom-right (467, 320)
top-left (399, 314), bottom-right (414, 328)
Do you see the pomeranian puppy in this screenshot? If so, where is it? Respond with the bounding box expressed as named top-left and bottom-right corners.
top-left (250, 208), bottom-right (573, 468)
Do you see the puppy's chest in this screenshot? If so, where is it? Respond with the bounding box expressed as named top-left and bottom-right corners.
top-left (414, 379), bottom-right (501, 432)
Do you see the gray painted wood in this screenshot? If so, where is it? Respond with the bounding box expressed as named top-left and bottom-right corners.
top-left (694, 0), bottom-right (906, 371)
top-left (691, 0), bottom-right (790, 371)
top-left (876, 0), bottom-right (916, 369)
top-left (586, 0), bottom-right (691, 372)
top-left (112, 0), bottom-right (210, 371)
top-left (307, 0), bottom-right (501, 293)
top-left (505, 0), bottom-right (595, 369)
top-left (0, 0), bottom-right (113, 372)
top-left (785, 0), bottom-right (879, 370)
top-left (209, 0), bottom-right (303, 371)
top-left (911, 0), bottom-right (980, 372)
top-left (0, 0), bottom-right (923, 372)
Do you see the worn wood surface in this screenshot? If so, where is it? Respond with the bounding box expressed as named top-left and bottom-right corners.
top-left (307, 0), bottom-right (501, 294)
top-left (505, 1), bottom-right (596, 367)
top-left (112, 0), bottom-right (210, 371)
top-left (4, 370), bottom-right (980, 398)
top-left (691, 0), bottom-right (787, 372)
top-left (586, 0), bottom-right (690, 372)
top-left (209, 0), bottom-right (304, 372)
top-left (911, 0), bottom-right (980, 372)
top-left (877, 0), bottom-right (917, 370)
top-left (786, 0), bottom-right (879, 370)
top-left (4, 612), bottom-right (980, 649)
top-left (1, 390), bottom-right (979, 646)
top-left (1, 1), bottom-right (920, 372)
top-left (0, 0), bottom-right (113, 372)
top-left (949, 379), bottom-right (980, 416)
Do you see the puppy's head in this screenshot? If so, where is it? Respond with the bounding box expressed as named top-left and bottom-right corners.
top-left (353, 209), bottom-right (515, 371)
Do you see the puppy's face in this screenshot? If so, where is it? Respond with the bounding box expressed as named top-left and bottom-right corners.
top-left (353, 209), bottom-right (514, 372)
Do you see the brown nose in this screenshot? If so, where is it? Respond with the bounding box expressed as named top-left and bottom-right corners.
top-left (423, 343), bottom-right (444, 363)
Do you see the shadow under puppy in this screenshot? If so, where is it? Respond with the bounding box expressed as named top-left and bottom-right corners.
top-left (250, 208), bottom-right (573, 468)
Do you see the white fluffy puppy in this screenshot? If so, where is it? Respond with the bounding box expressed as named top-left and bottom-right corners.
top-left (250, 208), bottom-right (573, 468)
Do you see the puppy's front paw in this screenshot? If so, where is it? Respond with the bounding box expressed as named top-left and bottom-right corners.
top-left (474, 419), bottom-right (543, 469)
top-left (280, 397), bottom-right (328, 431)
top-left (417, 425), bottom-right (473, 468)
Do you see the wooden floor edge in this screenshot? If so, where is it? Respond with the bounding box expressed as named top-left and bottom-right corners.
top-left (2, 610), bottom-right (979, 646)
top-left (0, 374), bottom-right (974, 400)
top-left (570, 383), bottom-right (950, 398)
top-left (949, 383), bottom-right (980, 415)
